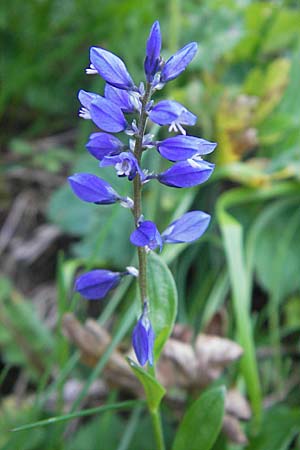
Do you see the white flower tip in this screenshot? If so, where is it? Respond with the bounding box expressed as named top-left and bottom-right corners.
top-left (78, 108), bottom-right (91, 119)
top-left (120, 196), bottom-right (134, 209)
top-left (126, 266), bottom-right (139, 277)
top-left (85, 64), bottom-right (97, 75)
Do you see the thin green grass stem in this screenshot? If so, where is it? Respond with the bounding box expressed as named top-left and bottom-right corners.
top-left (150, 409), bottom-right (165, 450)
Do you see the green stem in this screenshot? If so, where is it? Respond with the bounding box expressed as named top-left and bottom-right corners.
top-left (133, 83), bottom-right (166, 450)
top-left (150, 410), bottom-right (166, 450)
top-left (133, 83), bottom-right (152, 303)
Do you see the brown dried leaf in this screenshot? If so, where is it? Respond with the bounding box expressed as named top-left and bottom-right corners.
top-left (225, 389), bottom-right (251, 420)
top-left (222, 414), bottom-right (248, 445)
top-left (62, 313), bottom-right (140, 394)
top-left (194, 334), bottom-right (243, 386)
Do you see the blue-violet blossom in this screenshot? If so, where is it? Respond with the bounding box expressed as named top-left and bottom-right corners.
top-left (132, 302), bottom-right (155, 366)
top-left (70, 20), bottom-right (216, 367)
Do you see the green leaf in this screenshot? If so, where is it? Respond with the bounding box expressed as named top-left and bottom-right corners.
top-left (12, 400), bottom-right (144, 432)
top-left (247, 406), bottom-right (300, 450)
top-left (172, 386), bottom-right (226, 450)
top-left (127, 358), bottom-right (166, 412)
top-left (147, 252), bottom-right (178, 361)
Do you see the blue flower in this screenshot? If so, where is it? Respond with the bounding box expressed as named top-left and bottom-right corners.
top-left (68, 173), bottom-right (133, 207)
top-left (90, 96), bottom-right (128, 133)
top-left (130, 220), bottom-right (162, 251)
top-left (157, 135), bottom-right (217, 161)
top-left (86, 132), bottom-right (125, 161)
top-left (78, 89), bottom-right (101, 119)
top-left (88, 47), bottom-right (135, 90)
top-left (144, 20), bottom-right (162, 82)
top-left (149, 100), bottom-right (197, 135)
top-left (132, 302), bottom-right (154, 366)
top-left (157, 158), bottom-right (215, 188)
top-left (160, 42), bottom-right (198, 83)
top-left (75, 269), bottom-right (122, 300)
top-left (161, 211), bottom-right (211, 243)
top-left (130, 211), bottom-right (210, 250)
top-left (100, 152), bottom-right (145, 181)
top-left (104, 84), bottom-right (137, 113)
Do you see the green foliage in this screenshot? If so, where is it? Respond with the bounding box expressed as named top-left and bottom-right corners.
top-left (128, 359), bottom-right (166, 412)
top-left (247, 406), bottom-right (300, 450)
top-left (2, 0), bottom-right (300, 449)
top-left (172, 386), bottom-right (226, 450)
top-left (147, 252), bottom-right (178, 361)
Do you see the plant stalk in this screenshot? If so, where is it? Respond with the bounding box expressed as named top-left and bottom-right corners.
top-left (133, 83), bottom-right (152, 303)
top-left (133, 83), bottom-right (166, 450)
top-left (150, 409), bottom-right (166, 450)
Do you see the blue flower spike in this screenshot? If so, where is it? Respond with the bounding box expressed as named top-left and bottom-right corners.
top-left (89, 47), bottom-right (135, 90)
top-left (160, 42), bottom-right (198, 83)
top-left (132, 301), bottom-right (155, 366)
top-left (144, 20), bottom-right (162, 82)
top-left (72, 20), bottom-right (217, 371)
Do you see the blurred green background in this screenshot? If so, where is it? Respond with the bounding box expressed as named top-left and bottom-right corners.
top-left (1, 0), bottom-right (300, 449)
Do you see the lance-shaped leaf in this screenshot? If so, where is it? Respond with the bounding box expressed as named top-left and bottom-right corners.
top-left (158, 159), bottom-right (215, 188)
top-left (90, 47), bottom-right (135, 90)
top-left (144, 20), bottom-right (162, 82)
top-left (172, 386), bottom-right (226, 450)
top-left (127, 358), bottom-right (166, 412)
top-left (86, 132), bottom-right (125, 161)
top-left (75, 269), bottom-right (122, 300)
top-left (90, 96), bottom-right (127, 133)
top-left (161, 42), bottom-right (198, 83)
top-left (68, 173), bottom-right (120, 204)
top-left (104, 84), bottom-right (136, 113)
top-left (157, 135), bottom-right (217, 161)
top-left (130, 221), bottom-right (162, 250)
top-left (147, 252), bottom-right (178, 360)
top-left (162, 211), bottom-right (211, 243)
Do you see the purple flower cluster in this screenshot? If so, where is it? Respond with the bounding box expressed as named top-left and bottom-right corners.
top-left (68, 21), bottom-right (216, 367)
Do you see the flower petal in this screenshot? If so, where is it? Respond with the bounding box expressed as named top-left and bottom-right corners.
top-left (161, 42), bottom-right (198, 83)
top-left (132, 320), bottom-right (149, 366)
top-left (157, 135), bottom-right (217, 161)
top-left (132, 303), bottom-right (155, 366)
top-left (90, 47), bottom-right (135, 90)
top-left (101, 151), bottom-right (144, 181)
top-left (162, 211), bottom-right (211, 243)
top-left (130, 221), bottom-right (162, 250)
top-left (158, 159), bottom-right (215, 188)
top-left (75, 269), bottom-right (121, 300)
top-left (86, 132), bottom-right (125, 161)
top-left (144, 20), bottom-right (162, 82)
top-left (90, 96), bottom-right (127, 133)
top-left (104, 84), bottom-right (135, 113)
top-left (68, 173), bottom-right (120, 204)
top-left (149, 100), bottom-right (196, 126)
top-left (78, 89), bottom-right (100, 109)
